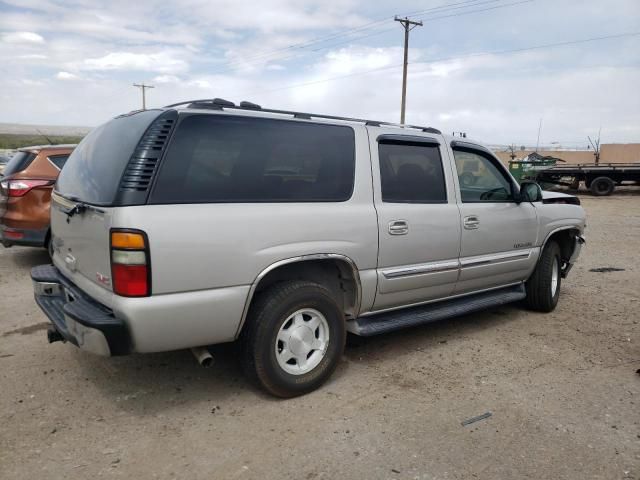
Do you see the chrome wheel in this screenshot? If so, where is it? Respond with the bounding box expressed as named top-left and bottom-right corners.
top-left (275, 308), bottom-right (329, 375)
top-left (551, 257), bottom-right (559, 297)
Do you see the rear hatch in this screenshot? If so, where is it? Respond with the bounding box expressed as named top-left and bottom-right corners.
top-left (51, 109), bottom-right (172, 305)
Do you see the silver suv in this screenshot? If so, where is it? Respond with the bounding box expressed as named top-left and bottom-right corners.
top-left (32, 99), bottom-right (585, 397)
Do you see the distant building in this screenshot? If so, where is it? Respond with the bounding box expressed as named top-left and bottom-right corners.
top-left (494, 143), bottom-right (640, 165)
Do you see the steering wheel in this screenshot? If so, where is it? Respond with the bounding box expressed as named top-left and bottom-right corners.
top-left (480, 187), bottom-right (508, 200)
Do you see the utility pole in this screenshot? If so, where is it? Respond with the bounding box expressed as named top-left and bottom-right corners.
top-left (395, 16), bottom-right (422, 125)
top-left (133, 83), bottom-right (154, 110)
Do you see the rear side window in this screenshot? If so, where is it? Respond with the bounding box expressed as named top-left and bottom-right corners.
top-left (56, 109), bottom-right (163, 205)
top-left (2, 151), bottom-right (37, 177)
top-left (150, 115), bottom-right (356, 203)
top-left (48, 154), bottom-right (70, 170)
top-left (378, 142), bottom-right (447, 203)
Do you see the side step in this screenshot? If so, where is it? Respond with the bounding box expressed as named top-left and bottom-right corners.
top-left (347, 284), bottom-right (526, 336)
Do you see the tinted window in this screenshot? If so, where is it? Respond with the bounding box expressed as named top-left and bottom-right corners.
top-left (56, 109), bottom-right (163, 205)
top-left (378, 142), bottom-right (446, 203)
top-left (48, 154), bottom-right (70, 170)
top-left (150, 115), bottom-right (355, 203)
top-left (453, 149), bottom-right (514, 202)
top-left (2, 151), bottom-right (37, 177)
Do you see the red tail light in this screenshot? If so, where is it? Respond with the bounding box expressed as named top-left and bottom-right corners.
top-left (0, 179), bottom-right (53, 197)
top-left (110, 230), bottom-right (151, 297)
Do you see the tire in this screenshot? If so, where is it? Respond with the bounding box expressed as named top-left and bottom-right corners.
top-left (241, 280), bottom-right (346, 398)
top-left (590, 176), bottom-right (615, 196)
top-left (525, 241), bottom-right (562, 312)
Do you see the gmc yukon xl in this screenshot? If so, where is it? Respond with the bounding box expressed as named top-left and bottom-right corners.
top-left (32, 99), bottom-right (586, 397)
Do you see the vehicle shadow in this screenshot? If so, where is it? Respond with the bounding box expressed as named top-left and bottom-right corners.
top-left (8, 247), bottom-right (49, 270)
top-left (342, 304), bottom-right (524, 364)
top-left (78, 303), bottom-right (525, 413)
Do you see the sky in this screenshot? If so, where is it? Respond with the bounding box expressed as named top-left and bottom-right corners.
top-left (0, 0), bottom-right (639, 146)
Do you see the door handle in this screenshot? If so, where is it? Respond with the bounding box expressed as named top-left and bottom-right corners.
top-left (463, 215), bottom-right (480, 230)
top-left (388, 220), bottom-right (409, 235)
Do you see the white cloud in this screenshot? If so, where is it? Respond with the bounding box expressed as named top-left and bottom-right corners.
top-left (56, 71), bottom-right (79, 80)
top-left (81, 51), bottom-right (189, 74)
top-left (153, 75), bottom-right (181, 84)
top-left (1, 31), bottom-right (44, 44)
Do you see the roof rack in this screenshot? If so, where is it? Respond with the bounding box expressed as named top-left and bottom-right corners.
top-left (163, 98), bottom-right (441, 135)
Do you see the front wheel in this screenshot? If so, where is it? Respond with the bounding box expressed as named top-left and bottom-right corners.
top-left (241, 281), bottom-right (346, 398)
top-left (525, 241), bottom-right (562, 312)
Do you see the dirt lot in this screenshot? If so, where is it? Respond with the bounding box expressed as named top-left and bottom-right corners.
top-left (1, 192), bottom-right (638, 480)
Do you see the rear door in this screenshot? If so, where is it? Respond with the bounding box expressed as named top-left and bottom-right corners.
top-left (370, 129), bottom-right (461, 310)
top-left (450, 143), bottom-right (539, 294)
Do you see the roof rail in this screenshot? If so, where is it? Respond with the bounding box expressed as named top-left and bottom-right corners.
top-left (162, 98), bottom-right (442, 134)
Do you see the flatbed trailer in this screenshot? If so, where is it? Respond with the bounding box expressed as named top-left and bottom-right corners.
top-left (536, 163), bottom-right (640, 196)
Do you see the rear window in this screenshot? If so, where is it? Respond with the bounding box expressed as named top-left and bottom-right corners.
top-left (2, 151), bottom-right (37, 177)
top-left (55, 109), bottom-right (163, 205)
top-left (149, 114), bottom-right (355, 203)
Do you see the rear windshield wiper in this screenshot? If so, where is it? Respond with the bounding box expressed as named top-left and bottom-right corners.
top-left (58, 194), bottom-right (105, 222)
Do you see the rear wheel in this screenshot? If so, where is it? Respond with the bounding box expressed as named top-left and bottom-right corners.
top-left (590, 176), bottom-right (615, 196)
top-left (525, 241), bottom-right (561, 312)
top-left (241, 281), bottom-right (346, 398)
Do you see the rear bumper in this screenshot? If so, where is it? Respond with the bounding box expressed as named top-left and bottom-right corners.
top-left (0, 224), bottom-right (48, 247)
top-left (31, 264), bottom-right (131, 356)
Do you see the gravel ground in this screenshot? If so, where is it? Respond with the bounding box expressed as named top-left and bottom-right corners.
top-left (1, 192), bottom-right (638, 480)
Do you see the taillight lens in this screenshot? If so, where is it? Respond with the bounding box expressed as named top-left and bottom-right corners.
top-left (1, 179), bottom-right (53, 197)
top-left (110, 229), bottom-right (150, 297)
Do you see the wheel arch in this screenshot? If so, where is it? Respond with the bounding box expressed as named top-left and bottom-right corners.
top-left (541, 226), bottom-right (582, 267)
top-left (235, 254), bottom-right (362, 338)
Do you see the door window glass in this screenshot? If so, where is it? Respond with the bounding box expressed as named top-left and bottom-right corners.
top-left (453, 149), bottom-right (514, 202)
top-left (378, 142), bottom-right (447, 203)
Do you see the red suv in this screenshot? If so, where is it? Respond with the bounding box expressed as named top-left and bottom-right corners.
top-left (0, 145), bottom-right (75, 252)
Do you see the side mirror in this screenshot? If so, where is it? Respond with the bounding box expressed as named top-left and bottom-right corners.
top-left (518, 180), bottom-right (543, 203)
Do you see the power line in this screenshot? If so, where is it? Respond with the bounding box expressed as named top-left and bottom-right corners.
top-left (207, 0), bottom-right (531, 75)
top-left (240, 31), bottom-right (640, 97)
top-left (214, 0), bottom-right (493, 68)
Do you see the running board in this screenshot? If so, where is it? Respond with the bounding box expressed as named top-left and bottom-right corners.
top-left (347, 284), bottom-right (526, 336)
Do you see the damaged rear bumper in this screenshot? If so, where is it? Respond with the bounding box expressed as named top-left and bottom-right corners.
top-left (31, 264), bottom-right (131, 356)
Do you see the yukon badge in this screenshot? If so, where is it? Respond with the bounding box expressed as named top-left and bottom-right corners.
top-left (96, 272), bottom-right (111, 286)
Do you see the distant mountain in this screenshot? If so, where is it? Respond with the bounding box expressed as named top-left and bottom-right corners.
top-left (0, 123), bottom-right (92, 136)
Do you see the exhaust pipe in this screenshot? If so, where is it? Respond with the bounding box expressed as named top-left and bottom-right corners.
top-left (191, 347), bottom-right (214, 368)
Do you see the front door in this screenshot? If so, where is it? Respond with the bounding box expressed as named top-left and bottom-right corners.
top-left (451, 144), bottom-right (539, 294)
top-left (371, 130), bottom-right (461, 310)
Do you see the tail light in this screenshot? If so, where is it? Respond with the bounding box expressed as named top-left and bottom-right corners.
top-left (0, 179), bottom-right (54, 197)
top-left (110, 229), bottom-right (151, 297)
